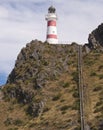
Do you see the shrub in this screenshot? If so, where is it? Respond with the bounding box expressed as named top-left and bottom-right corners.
top-left (61, 111), bottom-right (66, 114)
top-left (99, 74), bottom-right (103, 79)
top-left (4, 118), bottom-right (23, 127)
top-left (42, 60), bottom-right (48, 66)
top-left (93, 86), bottom-right (102, 92)
top-left (74, 126), bottom-right (81, 130)
top-left (4, 118), bottom-right (13, 126)
top-left (94, 106), bottom-right (103, 113)
top-left (90, 72), bottom-right (97, 76)
top-left (7, 128), bottom-right (18, 130)
top-left (8, 106), bottom-right (14, 111)
top-left (60, 99), bottom-right (65, 102)
top-left (43, 107), bottom-right (50, 113)
top-left (13, 119), bottom-right (23, 126)
top-left (60, 105), bottom-right (71, 111)
top-left (59, 81), bottom-right (70, 88)
top-left (90, 126), bottom-right (98, 130)
top-left (62, 82), bottom-right (70, 88)
top-left (52, 93), bottom-right (61, 101)
top-left (85, 60), bottom-right (94, 66)
top-left (72, 91), bottom-right (79, 98)
top-left (71, 100), bottom-right (80, 110)
top-left (95, 101), bottom-right (103, 107)
top-left (67, 61), bottom-right (72, 65)
top-left (98, 65), bottom-right (103, 71)
top-left (72, 71), bottom-right (78, 83)
top-left (29, 123), bottom-right (35, 128)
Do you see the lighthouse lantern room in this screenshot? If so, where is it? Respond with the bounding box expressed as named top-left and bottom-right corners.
top-left (45, 6), bottom-right (58, 44)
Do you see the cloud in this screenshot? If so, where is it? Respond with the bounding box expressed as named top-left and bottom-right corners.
top-left (0, 0), bottom-right (103, 83)
top-left (56, 0), bottom-right (103, 43)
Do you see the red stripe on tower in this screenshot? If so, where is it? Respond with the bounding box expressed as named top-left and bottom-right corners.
top-left (48, 20), bottom-right (56, 26)
top-left (47, 34), bottom-right (57, 39)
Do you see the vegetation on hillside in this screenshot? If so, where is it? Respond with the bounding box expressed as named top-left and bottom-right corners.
top-left (0, 40), bottom-right (81, 130)
top-left (0, 27), bottom-right (103, 130)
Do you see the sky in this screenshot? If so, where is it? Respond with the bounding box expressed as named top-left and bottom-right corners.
top-left (0, 0), bottom-right (103, 85)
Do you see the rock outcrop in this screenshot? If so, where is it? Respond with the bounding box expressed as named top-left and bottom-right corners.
top-left (7, 40), bottom-right (78, 87)
top-left (83, 23), bottom-right (103, 53)
top-left (88, 23), bottom-right (103, 50)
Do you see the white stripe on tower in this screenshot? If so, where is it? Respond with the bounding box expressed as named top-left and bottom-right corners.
top-left (45, 6), bottom-right (58, 44)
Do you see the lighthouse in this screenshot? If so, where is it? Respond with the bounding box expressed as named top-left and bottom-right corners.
top-left (45, 6), bottom-right (58, 44)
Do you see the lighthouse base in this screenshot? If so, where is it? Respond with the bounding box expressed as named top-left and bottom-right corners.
top-left (46, 39), bottom-right (58, 44)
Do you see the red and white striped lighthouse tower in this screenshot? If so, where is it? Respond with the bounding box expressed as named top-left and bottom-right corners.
top-left (45, 6), bottom-right (58, 44)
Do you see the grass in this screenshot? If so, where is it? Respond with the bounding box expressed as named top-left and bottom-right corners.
top-left (83, 50), bottom-right (103, 128)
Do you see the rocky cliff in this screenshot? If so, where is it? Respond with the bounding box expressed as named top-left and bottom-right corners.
top-left (88, 23), bottom-right (103, 50)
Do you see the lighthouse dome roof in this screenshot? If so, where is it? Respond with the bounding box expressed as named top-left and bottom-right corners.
top-left (48, 6), bottom-right (56, 13)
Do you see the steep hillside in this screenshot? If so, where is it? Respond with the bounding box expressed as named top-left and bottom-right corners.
top-left (0, 23), bottom-right (103, 130)
top-left (83, 50), bottom-right (103, 129)
top-left (0, 40), bottom-right (81, 130)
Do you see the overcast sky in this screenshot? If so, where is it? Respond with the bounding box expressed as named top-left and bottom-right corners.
top-left (0, 0), bottom-right (103, 85)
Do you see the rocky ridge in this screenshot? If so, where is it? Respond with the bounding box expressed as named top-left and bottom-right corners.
top-left (85, 23), bottom-right (103, 51)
